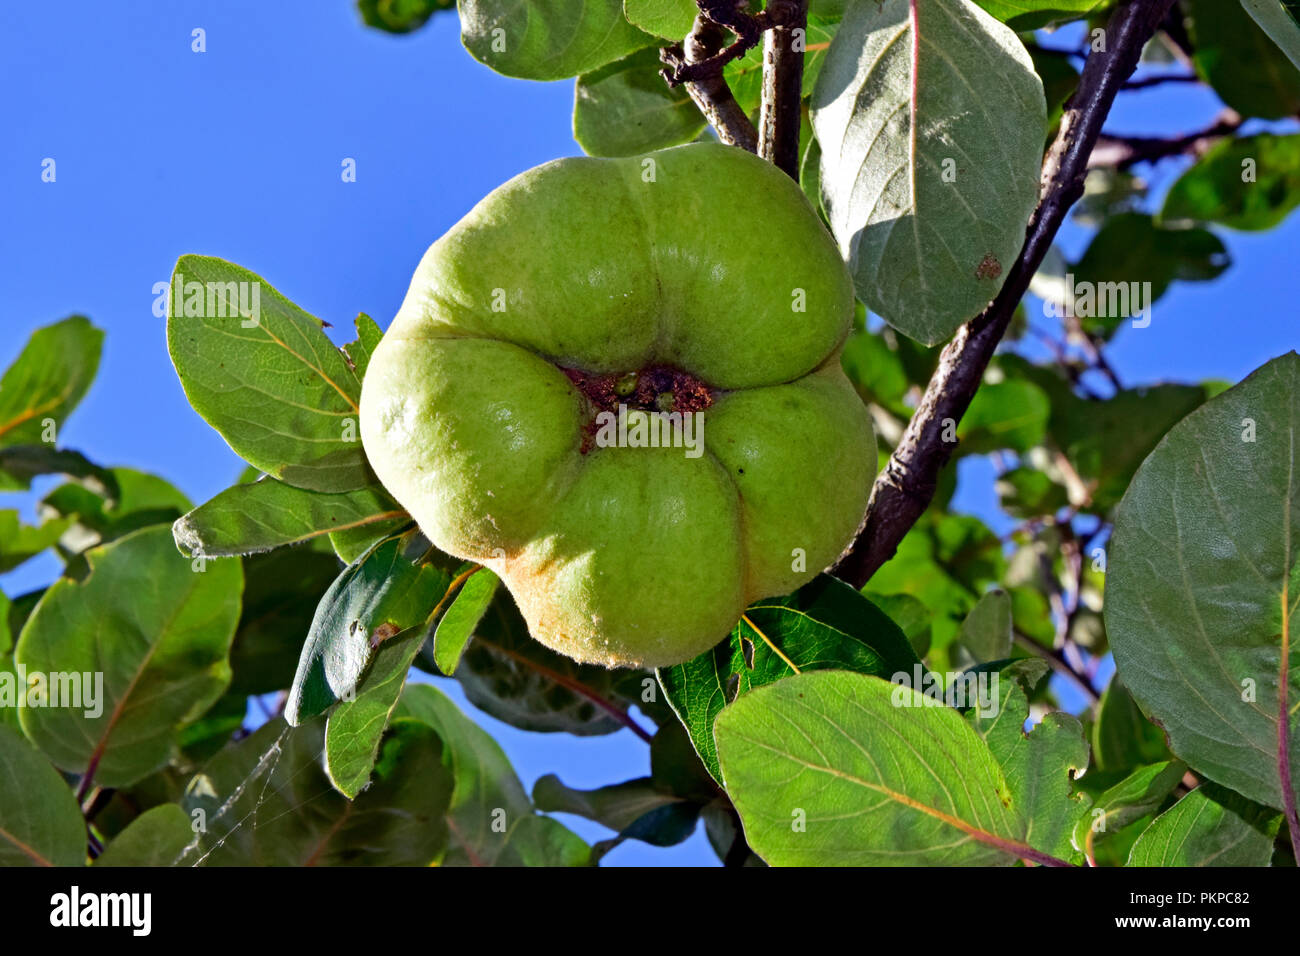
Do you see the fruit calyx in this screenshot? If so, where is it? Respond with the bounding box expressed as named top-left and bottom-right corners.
top-left (561, 364), bottom-right (714, 454)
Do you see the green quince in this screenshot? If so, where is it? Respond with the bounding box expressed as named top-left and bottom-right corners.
top-left (360, 142), bottom-right (874, 668)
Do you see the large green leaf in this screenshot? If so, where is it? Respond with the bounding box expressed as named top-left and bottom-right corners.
top-left (1242, 0), bottom-right (1300, 71)
top-left (574, 48), bottom-right (705, 158)
top-left (94, 804), bottom-right (192, 867)
top-left (1107, 352), bottom-right (1300, 813)
top-left (716, 670), bottom-right (1055, 865)
top-left (459, 0), bottom-right (654, 81)
top-left (1185, 0), bottom-right (1300, 119)
top-left (166, 255), bottom-right (369, 492)
top-left (957, 588), bottom-right (1012, 663)
top-left (395, 684), bottom-right (590, 866)
top-left (0, 316), bottom-right (102, 448)
top-left (957, 380), bottom-right (1050, 456)
top-left (173, 477), bottom-right (405, 557)
top-left (968, 659), bottom-right (1090, 863)
top-left (16, 526), bottom-right (243, 788)
top-left (286, 529), bottom-right (452, 724)
top-left (812, 0), bottom-right (1045, 345)
top-left (1126, 783), bottom-right (1281, 867)
top-left (0, 724), bottom-right (85, 866)
top-left (658, 574), bottom-right (921, 783)
top-left (1161, 133), bottom-right (1300, 232)
top-left (181, 718), bottom-right (451, 865)
top-left (449, 591), bottom-right (661, 735)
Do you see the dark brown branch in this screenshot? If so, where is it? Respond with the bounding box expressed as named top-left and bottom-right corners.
top-left (1088, 109), bottom-right (1242, 170)
top-left (833, 0), bottom-right (1177, 589)
top-left (758, 0), bottom-right (808, 178)
top-left (1120, 70), bottom-right (1199, 90)
top-left (662, 1), bottom-right (771, 85)
top-left (664, 16), bottom-right (758, 152)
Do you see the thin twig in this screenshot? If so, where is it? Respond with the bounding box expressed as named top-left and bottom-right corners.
top-left (833, 0), bottom-right (1178, 589)
top-left (1013, 631), bottom-right (1100, 705)
top-left (667, 15), bottom-right (758, 151)
top-left (758, 0), bottom-right (808, 178)
top-left (1088, 109), bottom-right (1242, 170)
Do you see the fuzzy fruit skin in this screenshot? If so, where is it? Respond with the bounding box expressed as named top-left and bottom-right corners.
top-left (361, 143), bottom-right (874, 669)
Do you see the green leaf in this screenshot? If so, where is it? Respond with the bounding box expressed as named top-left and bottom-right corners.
top-left (1092, 677), bottom-right (1171, 773)
top-left (974, 0), bottom-right (1103, 30)
top-left (0, 724), bottom-right (85, 866)
top-left (958, 589), bottom-right (1013, 663)
top-left (812, 0), bottom-right (1045, 345)
top-left (996, 466), bottom-right (1070, 519)
top-left (574, 48), bottom-right (706, 157)
top-left (94, 804), bottom-right (192, 867)
top-left (1185, 0), bottom-right (1300, 119)
top-left (0, 316), bottom-right (102, 448)
top-left (1072, 760), bottom-right (1186, 854)
top-left (286, 529), bottom-right (452, 725)
top-left (1127, 783), bottom-right (1281, 867)
top-left (340, 312), bottom-right (383, 381)
top-left (165, 255), bottom-right (369, 492)
top-left (658, 574), bottom-right (922, 783)
top-left (0, 510), bottom-right (73, 573)
top-left (1161, 133), bottom-right (1300, 232)
top-left (1069, 213), bottom-right (1229, 337)
top-left (1242, 0), bottom-right (1300, 71)
top-left (173, 477), bottom-right (405, 557)
top-left (357, 0), bottom-right (453, 34)
top-left (958, 380), bottom-right (1050, 456)
top-left (623, 0), bottom-right (696, 39)
top-left (532, 774), bottom-right (698, 848)
top-left (15, 526), bottom-right (243, 788)
top-left (448, 591), bottom-right (659, 735)
top-left (861, 590), bottom-right (932, 657)
top-left (1107, 352), bottom-right (1300, 813)
top-left (459, 0), bottom-right (655, 81)
top-left (40, 467), bottom-right (189, 554)
top-left (968, 659), bottom-right (1091, 863)
top-left (182, 717), bottom-right (452, 865)
top-left (228, 548), bottom-right (341, 697)
top-left (395, 684), bottom-right (590, 866)
top-left (716, 670), bottom-right (1046, 865)
top-left (432, 568), bottom-right (499, 675)
top-left (0, 445), bottom-right (118, 497)
top-left (325, 624), bottom-right (429, 799)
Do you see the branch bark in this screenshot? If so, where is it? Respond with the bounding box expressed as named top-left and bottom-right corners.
top-left (1088, 109), bottom-right (1242, 170)
top-left (758, 0), bottom-right (808, 178)
top-left (833, 0), bottom-right (1177, 589)
top-left (671, 15), bottom-right (759, 152)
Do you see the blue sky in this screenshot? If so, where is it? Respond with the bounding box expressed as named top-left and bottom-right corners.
top-left (2, 2), bottom-right (1297, 866)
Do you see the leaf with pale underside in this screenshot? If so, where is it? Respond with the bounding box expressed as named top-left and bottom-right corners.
top-left (716, 670), bottom-right (1052, 866)
top-left (812, 0), bottom-right (1045, 345)
top-left (15, 526), bottom-right (243, 788)
top-left (1107, 352), bottom-right (1300, 814)
top-left (166, 255), bottom-right (369, 492)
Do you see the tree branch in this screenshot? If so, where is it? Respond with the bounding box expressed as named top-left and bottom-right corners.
top-left (1088, 109), bottom-right (1242, 170)
top-left (665, 15), bottom-right (759, 152)
top-left (833, 0), bottom-right (1177, 589)
top-left (758, 0), bottom-right (808, 178)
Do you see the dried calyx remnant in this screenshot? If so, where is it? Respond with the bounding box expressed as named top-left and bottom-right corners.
top-left (561, 364), bottom-right (714, 453)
